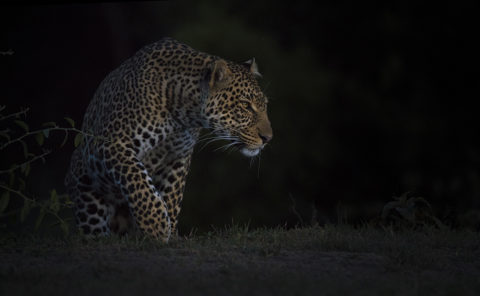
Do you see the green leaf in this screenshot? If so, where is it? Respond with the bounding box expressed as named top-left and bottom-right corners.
top-left (42, 121), bottom-right (56, 128)
top-left (14, 120), bottom-right (29, 132)
top-left (74, 133), bottom-right (84, 147)
top-left (19, 140), bottom-right (28, 159)
top-left (50, 189), bottom-right (58, 200)
top-left (60, 131), bottom-right (68, 147)
top-left (20, 199), bottom-right (32, 223)
top-left (35, 132), bottom-right (45, 146)
top-left (50, 189), bottom-right (59, 213)
top-left (64, 117), bottom-right (75, 128)
top-left (60, 221), bottom-right (69, 236)
top-left (62, 194), bottom-right (74, 207)
top-left (18, 178), bottom-right (26, 192)
top-left (34, 205), bottom-right (47, 230)
top-left (43, 129), bottom-right (50, 138)
top-left (64, 194), bottom-right (71, 203)
top-left (20, 163), bottom-right (30, 176)
top-left (0, 191), bottom-right (10, 214)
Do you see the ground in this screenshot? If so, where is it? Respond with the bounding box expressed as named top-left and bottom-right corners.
top-left (1, 225), bottom-right (479, 295)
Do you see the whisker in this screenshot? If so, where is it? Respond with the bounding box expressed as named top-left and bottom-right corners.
top-left (213, 141), bottom-right (240, 152)
top-left (198, 138), bottom-right (221, 152)
top-left (197, 129), bottom-right (225, 142)
top-left (249, 156), bottom-right (255, 168)
top-left (197, 136), bottom-right (235, 144)
top-left (256, 153), bottom-right (261, 179)
top-left (194, 126), bottom-right (248, 154)
top-left (198, 135), bottom-right (236, 143)
top-left (197, 136), bottom-right (240, 152)
top-left (220, 142), bottom-right (238, 152)
top-left (226, 144), bottom-right (238, 155)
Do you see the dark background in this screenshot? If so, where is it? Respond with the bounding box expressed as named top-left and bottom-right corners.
top-left (1, 1), bottom-right (479, 234)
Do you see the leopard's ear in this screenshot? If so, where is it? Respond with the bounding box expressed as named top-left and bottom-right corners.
top-left (244, 58), bottom-right (262, 78)
top-left (209, 59), bottom-right (232, 89)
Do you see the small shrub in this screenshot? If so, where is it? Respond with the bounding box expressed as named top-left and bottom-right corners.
top-left (0, 105), bottom-right (91, 235)
top-left (380, 192), bottom-right (445, 229)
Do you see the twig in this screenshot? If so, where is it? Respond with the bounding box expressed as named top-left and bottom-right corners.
top-left (0, 50), bottom-right (14, 56)
top-left (0, 184), bottom-right (71, 224)
top-left (0, 107), bottom-right (29, 121)
top-left (289, 193), bottom-right (304, 225)
top-left (0, 149), bottom-right (51, 175)
top-left (0, 126), bottom-right (99, 150)
top-left (0, 184), bottom-right (37, 204)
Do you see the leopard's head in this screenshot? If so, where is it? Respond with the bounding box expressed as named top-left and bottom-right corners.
top-left (204, 58), bottom-right (272, 157)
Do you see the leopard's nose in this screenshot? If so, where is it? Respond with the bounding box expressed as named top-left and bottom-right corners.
top-left (259, 133), bottom-right (272, 144)
top-left (258, 117), bottom-right (273, 145)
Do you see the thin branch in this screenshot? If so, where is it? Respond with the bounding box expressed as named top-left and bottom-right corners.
top-left (289, 193), bottom-right (304, 225)
top-left (0, 184), bottom-right (37, 204)
top-left (0, 50), bottom-right (14, 56)
top-left (0, 126), bottom-right (100, 150)
top-left (0, 107), bottom-right (29, 121)
top-left (0, 149), bottom-right (51, 175)
top-left (0, 184), bottom-right (71, 224)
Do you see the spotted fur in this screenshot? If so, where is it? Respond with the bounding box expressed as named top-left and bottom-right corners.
top-left (64, 38), bottom-right (273, 241)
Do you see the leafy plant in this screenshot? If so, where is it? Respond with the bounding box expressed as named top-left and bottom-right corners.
top-left (0, 105), bottom-right (93, 235)
top-left (381, 192), bottom-right (445, 229)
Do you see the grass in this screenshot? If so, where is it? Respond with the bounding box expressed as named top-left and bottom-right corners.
top-left (1, 224), bottom-right (479, 296)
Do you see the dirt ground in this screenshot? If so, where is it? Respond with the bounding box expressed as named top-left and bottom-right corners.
top-left (1, 226), bottom-right (479, 295)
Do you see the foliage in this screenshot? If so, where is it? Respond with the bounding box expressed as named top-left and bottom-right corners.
top-left (380, 192), bottom-right (445, 229)
top-left (0, 105), bottom-right (90, 235)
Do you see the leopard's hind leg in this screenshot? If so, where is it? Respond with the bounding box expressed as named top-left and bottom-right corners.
top-left (109, 202), bottom-right (136, 235)
top-left (65, 150), bottom-right (111, 236)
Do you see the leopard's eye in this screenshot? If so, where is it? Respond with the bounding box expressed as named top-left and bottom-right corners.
top-left (240, 101), bottom-right (254, 112)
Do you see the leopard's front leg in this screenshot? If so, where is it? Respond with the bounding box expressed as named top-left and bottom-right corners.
top-left (149, 153), bottom-right (193, 236)
top-left (104, 143), bottom-right (171, 241)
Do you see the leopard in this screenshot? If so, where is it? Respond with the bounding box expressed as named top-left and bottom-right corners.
top-left (64, 38), bottom-right (273, 242)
